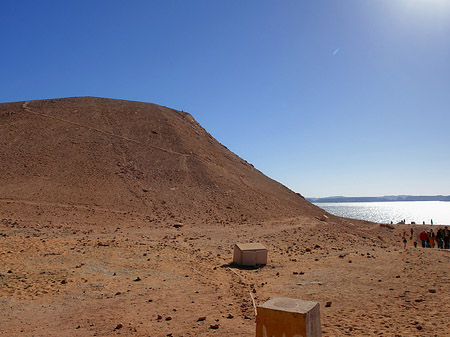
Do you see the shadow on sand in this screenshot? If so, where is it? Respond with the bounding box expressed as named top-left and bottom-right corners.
top-left (220, 262), bottom-right (266, 271)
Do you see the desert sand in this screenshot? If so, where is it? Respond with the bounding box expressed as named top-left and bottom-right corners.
top-left (1, 98), bottom-right (449, 336)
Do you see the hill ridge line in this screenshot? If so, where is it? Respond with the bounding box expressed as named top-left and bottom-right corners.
top-left (22, 101), bottom-right (189, 157)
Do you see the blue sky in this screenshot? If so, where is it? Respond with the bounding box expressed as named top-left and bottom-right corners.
top-left (1, 0), bottom-right (449, 197)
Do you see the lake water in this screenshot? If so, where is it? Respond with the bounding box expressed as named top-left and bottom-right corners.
top-left (314, 201), bottom-right (450, 226)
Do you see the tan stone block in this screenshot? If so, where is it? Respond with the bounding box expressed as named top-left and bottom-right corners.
top-left (233, 243), bottom-right (267, 266)
top-left (256, 297), bottom-right (322, 337)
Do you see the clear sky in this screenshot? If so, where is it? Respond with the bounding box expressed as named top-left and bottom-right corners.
top-left (1, 0), bottom-right (449, 197)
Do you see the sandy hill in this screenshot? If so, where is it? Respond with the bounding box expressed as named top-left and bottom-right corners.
top-left (0, 96), bottom-right (325, 225)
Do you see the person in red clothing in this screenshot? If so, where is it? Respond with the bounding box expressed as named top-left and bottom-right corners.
top-left (419, 231), bottom-right (429, 248)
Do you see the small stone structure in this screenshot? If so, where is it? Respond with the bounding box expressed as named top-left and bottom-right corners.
top-left (256, 297), bottom-right (322, 337)
top-left (233, 243), bottom-right (267, 266)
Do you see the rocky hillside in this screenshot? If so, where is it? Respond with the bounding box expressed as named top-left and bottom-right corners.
top-left (0, 97), bottom-right (326, 225)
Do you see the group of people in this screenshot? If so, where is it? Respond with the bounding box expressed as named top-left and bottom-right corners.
top-left (416, 227), bottom-right (450, 249)
top-left (401, 227), bottom-right (450, 249)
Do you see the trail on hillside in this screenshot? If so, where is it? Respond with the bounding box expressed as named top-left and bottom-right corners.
top-left (22, 101), bottom-right (189, 157)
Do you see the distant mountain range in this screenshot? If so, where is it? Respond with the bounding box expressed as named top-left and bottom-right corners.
top-left (307, 195), bottom-right (450, 203)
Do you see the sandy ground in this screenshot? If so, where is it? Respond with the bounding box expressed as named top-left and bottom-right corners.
top-left (2, 98), bottom-right (449, 336)
top-left (1, 213), bottom-right (449, 337)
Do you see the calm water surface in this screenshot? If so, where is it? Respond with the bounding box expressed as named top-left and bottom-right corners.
top-left (314, 201), bottom-right (450, 225)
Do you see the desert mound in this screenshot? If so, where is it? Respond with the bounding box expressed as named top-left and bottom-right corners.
top-left (1, 96), bottom-right (325, 225)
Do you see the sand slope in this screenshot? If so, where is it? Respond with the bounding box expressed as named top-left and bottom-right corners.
top-left (1, 97), bottom-right (325, 225)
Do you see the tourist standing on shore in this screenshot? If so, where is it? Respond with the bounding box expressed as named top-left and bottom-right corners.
top-left (429, 229), bottom-right (436, 248)
top-left (402, 231), bottom-right (407, 249)
top-left (419, 231), bottom-right (428, 248)
top-left (444, 227), bottom-right (450, 249)
top-left (436, 229), bottom-right (444, 249)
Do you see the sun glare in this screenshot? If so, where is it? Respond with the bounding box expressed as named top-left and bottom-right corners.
top-left (405, 0), bottom-right (450, 11)
top-left (392, 0), bottom-right (450, 24)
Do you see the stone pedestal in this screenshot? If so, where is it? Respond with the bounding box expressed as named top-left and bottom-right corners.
top-left (233, 243), bottom-right (267, 266)
top-left (256, 297), bottom-right (321, 337)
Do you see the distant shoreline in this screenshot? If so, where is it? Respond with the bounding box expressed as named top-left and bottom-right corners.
top-left (308, 195), bottom-right (450, 203)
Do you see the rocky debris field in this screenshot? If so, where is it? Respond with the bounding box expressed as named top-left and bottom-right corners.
top-left (1, 215), bottom-right (449, 337)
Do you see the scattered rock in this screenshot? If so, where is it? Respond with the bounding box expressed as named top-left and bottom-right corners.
top-left (315, 215), bottom-right (328, 222)
top-left (197, 316), bottom-right (206, 322)
top-left (133, 277), bottom-right (141, 282)
top-left (325, 301), bottom-right (332, 307)
top-left (209, 324), bottom-right (219, 329)
top-left (114, 323), bottom-right (123, 330)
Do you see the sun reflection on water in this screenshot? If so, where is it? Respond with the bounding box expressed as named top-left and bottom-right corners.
top-left (315, 201), bottom-right (450, 225)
